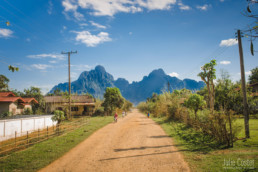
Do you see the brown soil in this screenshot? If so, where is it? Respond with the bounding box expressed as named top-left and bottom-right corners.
top-left (39, 109), bottom-right (190, 172)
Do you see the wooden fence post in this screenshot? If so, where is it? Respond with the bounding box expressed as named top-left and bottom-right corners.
top-left (15, 131), bottom-right (17, 147)
top-left (57, 124), bottom-right (59, 136)
top-left (38, 129), bottom-right (40, 141)
top-left (47, 126), bottom-right (48, 139)
top-left (26, 131), bottom-right (29, 146)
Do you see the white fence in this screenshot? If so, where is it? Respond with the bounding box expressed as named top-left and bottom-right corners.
top-left (0, 115), bottom-right (57, 142)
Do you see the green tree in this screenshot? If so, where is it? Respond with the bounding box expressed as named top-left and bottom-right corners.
top-left (0, 75), bottom-right (9, 91)
top-left (184, 94), bottom-right (206, 119)
top-left (102, 87), bottom-right (124, 115)
top-left (51, 110), bottom-right (65, 124)
top-left (122, 100), bottom-right (133, 113)
top-left (23, 87), bottom-right (45, 114)
top-left (53, 88), bottom-right (62, 96)
top-left (198, 59), bottom-right (217, 113)
top-left (249, 67), bottom-right (258, 84)
top-left (215, 70), bottom-right (234, 111)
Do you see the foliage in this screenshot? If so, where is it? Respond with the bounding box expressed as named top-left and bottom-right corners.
top-left (23, 87), bottom-right (45, 114)
top-left (93, 107), bottom-right (105, 116)
top-left (184, 94), bottom-right (206, 119)
top-left (198, 59), bottom-right (217, 113)
top-left (8, 65), bottom-right (19, 72)
top-left (249, 67), bottom-right (258, 84)
top-left (0, 75), bottom-right (9, 91)
top-left (82, 92), bottom-right (94, 98)
top-left (94, 98), bottom-right (103, 111)
top-left (51, 110), bottom-right (65, 124)
top-left (152, 117), bottom-right (258, 171)
top-left (0, 111), bottom-right (12, 118)
top-left (102, 87), bottom-right (124, 115)
top-left (138, 87), bottom-right (238, 146)
top-left (53, 88), bottom-right (62, 96)
top-left (23, 108), bottom-right (33, 115)
top-left (122, 100), bottom-right (133, 112)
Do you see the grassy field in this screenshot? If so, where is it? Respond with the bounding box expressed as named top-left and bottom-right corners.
top-left (0, 116), bottom-right (113, 172)
top-left (152, 117), bottom-right (258, 172)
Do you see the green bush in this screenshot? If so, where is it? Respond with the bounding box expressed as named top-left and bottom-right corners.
top-left (0, 111), bottom-right (12, 118)
top-left (23, 108), bottom-right (33, 115)
top-left (93, 107), bottom-right (105, 116)
top-left (51, 110), bottom-right (65, 124)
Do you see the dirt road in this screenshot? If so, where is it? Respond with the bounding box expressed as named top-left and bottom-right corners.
top-left (39, 109), bottom-right (190, 172)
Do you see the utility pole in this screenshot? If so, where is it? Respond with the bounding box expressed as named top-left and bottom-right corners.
top-left (167, 81), bottom-right (171, 93)
top-left (61, 51), bottom-right (77, 119)
top-left (237, 30), bottom-right (250, 138)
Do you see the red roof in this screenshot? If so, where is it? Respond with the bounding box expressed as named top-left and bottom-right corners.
top-left (22, 98), bottom-right (38, 104)
top-left (0, 96), bottom-right (25, 103)
top-left (0, 92), bottom-right (16, 97)
top-left (0, 91), bottom-right (38, 104)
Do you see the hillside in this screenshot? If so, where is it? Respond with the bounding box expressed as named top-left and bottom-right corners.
top-left (50, 65), bottom-right (205, 104)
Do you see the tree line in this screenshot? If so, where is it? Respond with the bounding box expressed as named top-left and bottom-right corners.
top-left (138, 60), bottom-right (258, 147)
top-left (0, 75), bottom-right (133, 118)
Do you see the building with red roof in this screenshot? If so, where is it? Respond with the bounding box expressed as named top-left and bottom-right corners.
top-left (0, 91), bottom-right (38, 115)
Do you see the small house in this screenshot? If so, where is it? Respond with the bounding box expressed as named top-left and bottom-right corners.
top-left (0, 92), bottom-right (38, 115)
top-left (44, 95), bottom-right (95, 116)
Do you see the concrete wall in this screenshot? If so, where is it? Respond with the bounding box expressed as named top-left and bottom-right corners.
top-left (0, 115), bottom-right (57, 142)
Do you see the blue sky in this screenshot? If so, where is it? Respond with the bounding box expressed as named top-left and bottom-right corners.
top-left (0, 0), bottom-right (257, 94)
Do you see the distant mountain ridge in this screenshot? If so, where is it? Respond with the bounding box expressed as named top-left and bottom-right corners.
top-left (50, 65), bottom-right (205, 104)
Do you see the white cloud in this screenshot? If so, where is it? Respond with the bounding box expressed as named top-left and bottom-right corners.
top-left (79, 23), bottom-right (88, 27)
top-left (178, 2), bottom-right (191, 11)
top-left (136, 0), bottom-right (176, 11)
top-left (62, 0), bottom-right (84, 20)
top-left (71, 72), bottom-right (78, 80)
top-left (129, 32), bottom-right (133, 35)
top-left (62, 0), bottom-right (176, 18)
top-left (238, 71), bottom-right (252, 76)
top-left (49, 60), bottom-right (57, 64)
top-left (48, 0), bottom-right (53, 15)
top-left (220, 61), bottom-right (231, 65)
top-left (169, 72), bottom-right (179, 77)
top-left (219, 38), bottom-right (238, 47)
top-left (73, 31), bottom-right (112, 47)
top-left (62, 0), bottom-right (77, 11)
top-left (245, 71), bottom-right (251, 75)
top-left (31, 64), bottom-right (52, 70)
top-left (196, 4), bottom-right (210, 11)
top-left (130, 6), bottom-right (142, 13)
top-left (71, 64), bottom-right (92, 71)
top-left (0, 28), bottom-right (13, 38)
top-left (27, 53), bottom-right (65, 60)
top-left (90, 21), bottom-right (106, 29)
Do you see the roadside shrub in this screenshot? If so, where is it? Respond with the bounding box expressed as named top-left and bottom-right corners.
top-left (138, 90), bottom-right (239, 147)
top-left (0, 111), bottom-right (12, 118)
top-left (137, 102), bottom-right (148, 113)
top-left (93, 107), bottom-right (105, 116)
top-left (51, 110), bottom-right (65, 124)
top-left (23, 108), bottom-right (33, 115)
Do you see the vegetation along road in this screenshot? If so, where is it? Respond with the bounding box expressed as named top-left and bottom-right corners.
top-left (40, 109), bottom-right (190, 172)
